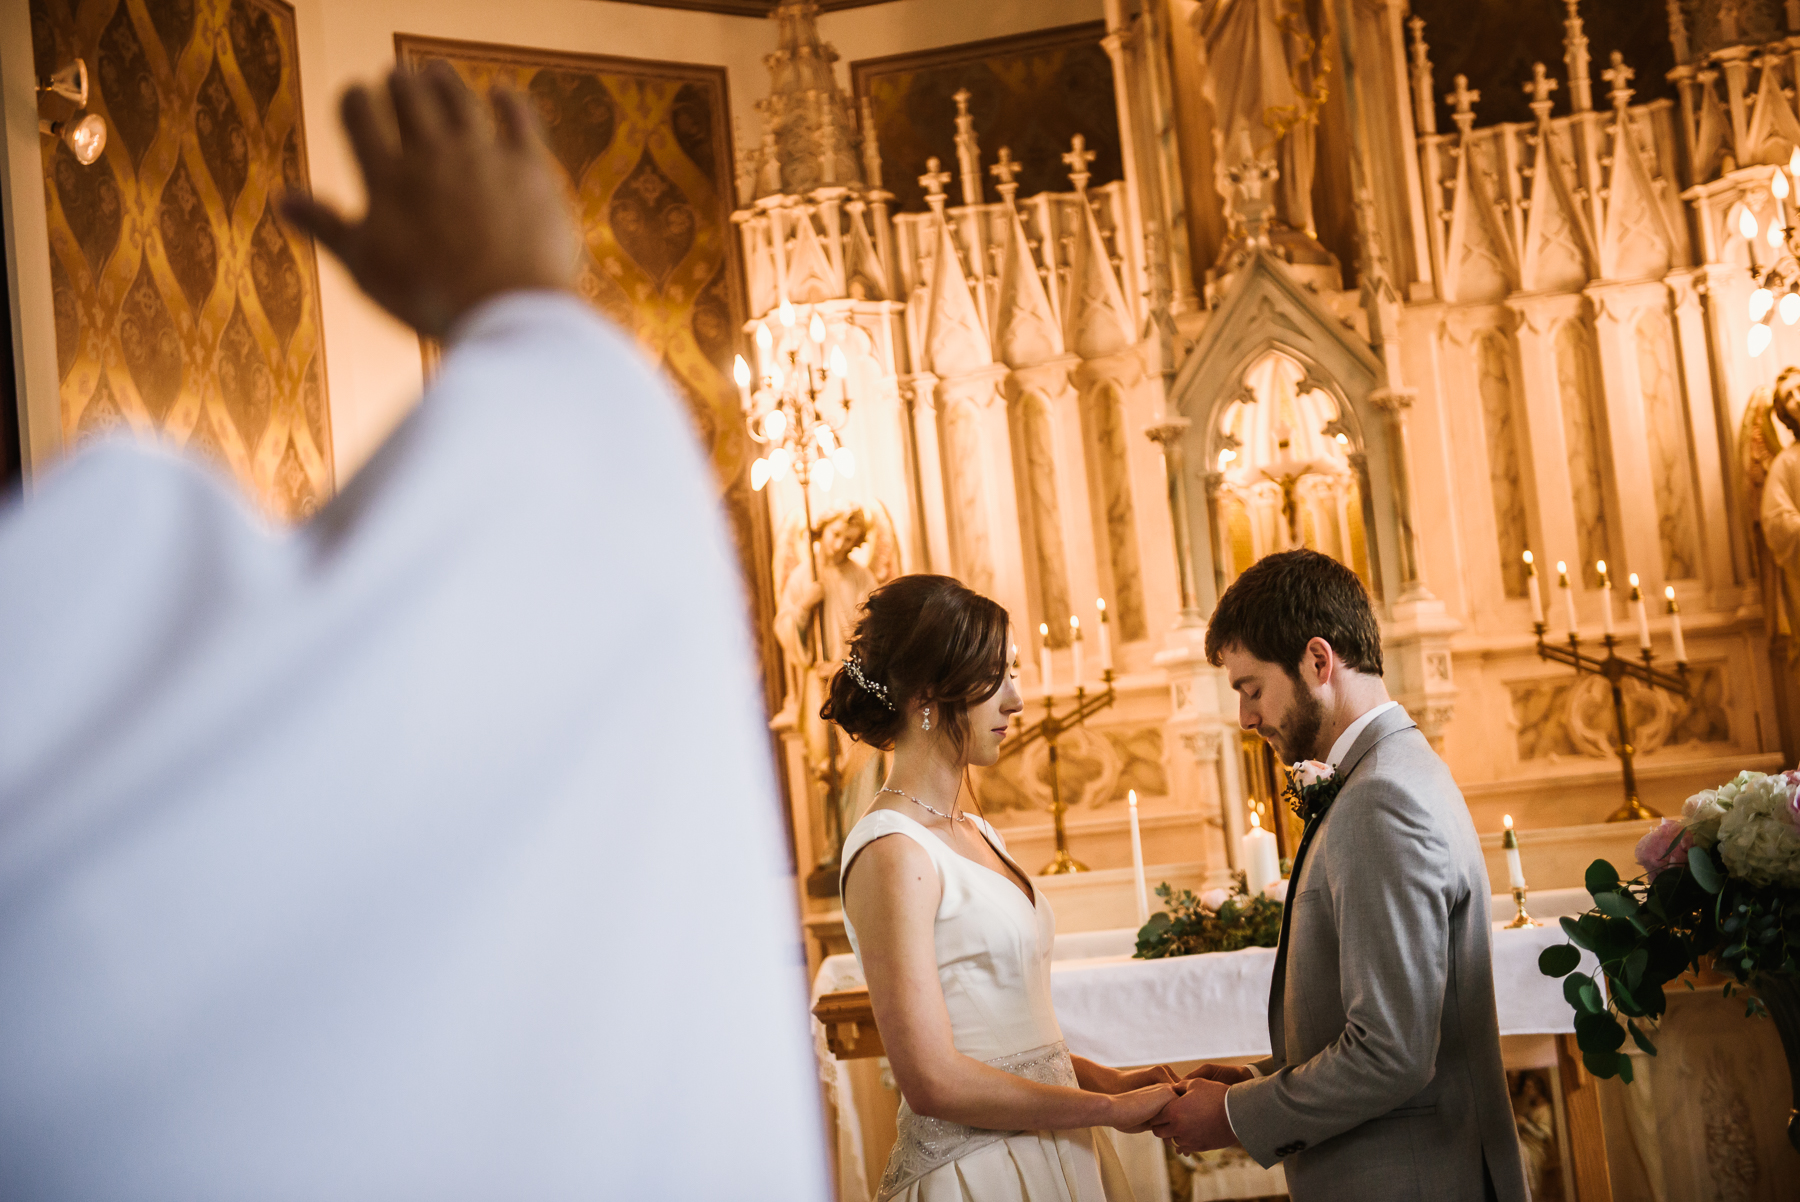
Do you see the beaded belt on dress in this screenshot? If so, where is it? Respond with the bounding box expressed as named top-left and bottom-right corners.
top-left (875, 1041), bottom-right (1078, 1200)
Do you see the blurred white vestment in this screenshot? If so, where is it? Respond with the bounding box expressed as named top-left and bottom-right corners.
top-left (0, 293), bottom-right (827, 1201)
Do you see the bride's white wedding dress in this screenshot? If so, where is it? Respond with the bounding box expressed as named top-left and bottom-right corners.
top-left (841, 809), bottom-right (1136, 1202)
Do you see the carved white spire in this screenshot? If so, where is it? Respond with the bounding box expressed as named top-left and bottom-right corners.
top-left (1062, 133), bottom-right (1097, 193)
top-left (991, 147), bottom-right (1061, 369)
top-left (1446, 74), bottom-right (1481, 137)
top-left (1408, 16), bottom-right (1437, 136)
top-left (1563, 0), bottom-right (1593, 114)
top-left (858, 95), bottom-right (883, 191)
top-left (953, 88), bottom-right (984, 207)
top-left (1602, 50), bottom-right (1635, 112)
top-left (1524, 61), bottom-right (1559, 125)
top-left (1666, 0), bottom-right (1691, 63)
top-left (750, 0), bottom-right (863, 198)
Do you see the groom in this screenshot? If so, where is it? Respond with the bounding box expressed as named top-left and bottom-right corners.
top-left (1149, 550), bottom-right (1527, 1201)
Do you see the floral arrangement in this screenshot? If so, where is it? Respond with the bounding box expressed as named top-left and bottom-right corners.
top-left (1538, 768), bottom-right (1800, 1081)
top-left (1134, 882), bottom-right (1283, 960)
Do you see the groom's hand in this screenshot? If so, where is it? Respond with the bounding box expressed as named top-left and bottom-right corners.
top-left (1181, 1062), bottom-right (1254, 1087)
top-left (1150, 1075), bottom-right (1240, 1155)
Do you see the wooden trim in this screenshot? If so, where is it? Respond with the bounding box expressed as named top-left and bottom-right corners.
top-left (847, 20), bottom-right (1107, 96)
top-left (813, 988), bottom-right (884, 1059)
top-left (596, 0), bottom-right (888, 13)
top-left (1554, 1032), bottom-right (1615, 1202)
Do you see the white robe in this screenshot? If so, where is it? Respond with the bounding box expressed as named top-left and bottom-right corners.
top-left (0, 293), bottom-right (827, 1201)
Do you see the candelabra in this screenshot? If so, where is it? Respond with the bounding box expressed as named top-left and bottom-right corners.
top-left (994, 670), bottom-right (1117, 874)
top-left (1528, 555), bottom-right (1689, 822)
top-left (1740, 148), bottom-right (1800, 358)
top-left (737, 301), bottom-right (859, 884)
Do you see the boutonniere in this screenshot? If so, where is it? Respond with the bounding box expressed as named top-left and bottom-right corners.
top-left (1284, 760), bottom-right (1344, 825)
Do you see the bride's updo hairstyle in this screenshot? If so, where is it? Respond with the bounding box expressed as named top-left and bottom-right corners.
top-left (821, 574), bottom-right (1009, 759)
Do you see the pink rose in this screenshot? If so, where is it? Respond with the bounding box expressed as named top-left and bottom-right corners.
top-left (1635, 818), bottom-right (1693, 882)
top-left (1263, 878), bottom-right (1290, 904)
top-left (1289, 760), bottom-right (1334, 789)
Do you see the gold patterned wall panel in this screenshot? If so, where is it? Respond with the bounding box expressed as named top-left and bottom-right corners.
top-left (30, 0), bottom-right (333, 519)
top-left (392, 37), bottom-right (780, 711)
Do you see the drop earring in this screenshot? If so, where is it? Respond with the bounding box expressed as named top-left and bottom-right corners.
top-left (921, 706), bottom-right (932, 732)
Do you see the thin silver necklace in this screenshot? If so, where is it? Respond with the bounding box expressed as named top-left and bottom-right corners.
top-left (878, 786), bottom-right (966, 823)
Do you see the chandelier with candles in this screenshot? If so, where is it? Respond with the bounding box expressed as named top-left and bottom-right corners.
top-left (1740, 149), bottom-right (1800, 357)
top-left (733, 300), bottom-right (857, 497)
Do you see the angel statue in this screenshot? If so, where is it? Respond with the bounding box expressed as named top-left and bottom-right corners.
top-left (773, 502), bottom-right (898, 894)
top-left (1740, 367), bottom-right (1800, 761)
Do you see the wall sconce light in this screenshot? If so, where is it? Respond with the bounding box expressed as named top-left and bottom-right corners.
top-left (37, 59), bottom-right (106, 166)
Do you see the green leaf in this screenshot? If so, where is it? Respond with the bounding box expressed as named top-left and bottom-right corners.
top-left (1539, 944), bottom-right (1582, 978)
top-left (1576, 1012), bottom-right (1626, 1054)
top-left (1586, 859), bottom-right (1622, 896)
top-left (1616, 1053), bottom-right (1635, 1084)
top-left (1582, 1050), bottom-right (1622, 1079)
top-left (1627, 1021), bottom-right (1658, 1057)
top-left (1560, 915), bottom-right (1594, 951)
top-left (1624, 948), bottom-right (1648, 991)
top-left (1565, 973), bottom-right (1603, 1015)
top-left (1595, 890), bottom-right (1640, 919)
top-left (1688, 846), bottom-right (1722, 894)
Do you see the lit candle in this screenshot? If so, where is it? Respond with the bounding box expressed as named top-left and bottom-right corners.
top-left (1128, 789), bottom-right (1149, 926)
top-left (732, 354), bottom-right (752, 408)
top-left (1039, 623), bottom-right (1053, 698)
top-left (1557, 560), bottom-right (1578, 632)
top-left (1096, 598), bottom-right (1112, 674)
top-left (1502, 814), bottom-right (1526, 890)
top-left (1666, 586), bottom-right (1687, 663)
top-left (1597, 560), bottom-right (1614, 637)
top-left (1524, 550), bottom-right (1544, 626)
top-left (1243, 810), bottom-right (1280, 896)
top-left (1628, 574), bottom-right (1650, 650)
top-left (1070, 616), bottom-right (1083, 687)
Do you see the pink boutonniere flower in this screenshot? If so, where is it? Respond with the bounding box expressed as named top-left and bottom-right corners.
top-left (1284, 759), bottom-right (1344, 825)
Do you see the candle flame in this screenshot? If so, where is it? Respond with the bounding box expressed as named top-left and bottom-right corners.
top-left (1096, 598), bottom-right (1106, 613)
top-left (1504, 814), bottom-right (1513, 830)
top-left (1664, 585), bottom-right (1676, 600)
top-left (1128, 789), bottom-right (1137, 808)
top-left (1039, 622), bottom-right (1049, 636)
top-left (1249, 811), bottom-right (1261, 829)
top-left (1523, 550), bottom-right (1533, 565)
top-left (1556, 560), bottom-right (1568, 576)
top-left (1628, 573), bottom-right (1640, 587)
top-left (1596, 560), bottom-right (1606, 575)
top-left (733, 354), bottom-right (751, 389)
top-left (1070, 615), bottom-right (1080, 631)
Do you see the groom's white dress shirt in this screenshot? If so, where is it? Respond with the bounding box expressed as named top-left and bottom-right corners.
top-left (0, 293), bottom-right (828, 1200)
top-left (1221, 698), bottom-right (1401, 1129)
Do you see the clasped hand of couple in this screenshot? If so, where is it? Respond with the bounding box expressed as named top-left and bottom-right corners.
top-left (1099, 1062), bottom-right (1251, 1157)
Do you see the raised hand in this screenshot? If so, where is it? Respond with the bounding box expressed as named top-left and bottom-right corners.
top-left (1104, 1082), bottom-right (1179, 1133)
top-left (280, 63), bottom-right (578, 338)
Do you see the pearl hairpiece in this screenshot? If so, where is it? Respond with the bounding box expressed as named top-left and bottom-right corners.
top-left (843, 654), bottom-right (896, 711)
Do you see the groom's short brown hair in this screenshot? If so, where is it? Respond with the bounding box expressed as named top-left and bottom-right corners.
top-left (1204, 549), bottom-right (1383, 677)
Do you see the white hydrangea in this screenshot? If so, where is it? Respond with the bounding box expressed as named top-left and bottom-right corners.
top-left (1714, 771), bottom-right (1800, 888)
top-left (1680, 787), bottom-right (1727, 848)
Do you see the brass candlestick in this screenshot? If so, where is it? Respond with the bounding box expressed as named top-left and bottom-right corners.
top-left (997, 670), bottom-right (1117, 874)
top-left (1532, 622), bottom-right (1688, 822)
top-left (1505, 886), bottom-right (1541, 929)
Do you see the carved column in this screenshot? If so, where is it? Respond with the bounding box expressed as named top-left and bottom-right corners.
top-left (1666, 272), bottom-right (1735, 590)
top-left (1368, 387), bottom-right (1429, 599)
top-left (1144, 416), bottom-right (1204, 625)
top-left (901, 373), bottom-right (952, 573)
top-left (1583, 280), bottom-right (1665, 593)
top-left (1506, 293), bottom-right (1586, 584)
top-left (936, 367), bottom-right (1032, 647)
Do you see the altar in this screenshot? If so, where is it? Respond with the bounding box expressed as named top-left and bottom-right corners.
top-left (813, 889), bottom-right (1605, 1202)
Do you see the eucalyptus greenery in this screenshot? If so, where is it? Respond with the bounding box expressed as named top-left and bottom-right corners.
top-left (1538, 847), bottom-right (1800, 1082)
top-left (1134, 882), bottom-right (1284, 959)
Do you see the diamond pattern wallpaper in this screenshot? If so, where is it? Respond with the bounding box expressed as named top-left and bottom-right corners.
top-left (394, 36), bottom-right (779, 713)
top-left (30, 0), bottom-right (333, 519)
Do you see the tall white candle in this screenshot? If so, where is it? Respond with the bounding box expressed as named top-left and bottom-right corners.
top-left (1557, 561), bottom-right (1578, 632)
top-left (1128, 789), bottom-right (1149, 926)
top-left (1628, 574), bottom-right (1650, 649)
top-left (1243, 811), bottom-right (1280, 896)
top-left (1502, 814), bottom-right (1526, 890)
top-left (1070, 616), bottom-right (1083, 687)
top-left (1096, 598), bottom-right (1112, 674)
top-left (1666, 586), bottom-right (1687, 663)
top-left (1524, 551), bottom-right (1544, 626)
top-left (1039, 623), bottom-right (1053, 698)
top-left (1597, 561), bottom-right (1615, 636)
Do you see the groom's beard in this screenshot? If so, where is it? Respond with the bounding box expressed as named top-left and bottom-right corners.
top-left (1263, 682), bottom-right (1325, 764)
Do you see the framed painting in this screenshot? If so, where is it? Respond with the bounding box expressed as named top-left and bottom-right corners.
top-left (393, 35), bottom-right (784, 737)
top-left (31, 0), bottom-right (333, 519)
top-left (850, 21), bottom-right (1122, 213)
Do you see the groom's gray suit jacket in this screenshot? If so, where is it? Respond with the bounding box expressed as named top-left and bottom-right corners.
top-left (1225, 705), bottom-right (1528, 1202)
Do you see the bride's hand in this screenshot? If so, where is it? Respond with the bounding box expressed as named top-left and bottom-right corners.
top-left (1104, 1082), bottom-right (1178, 1133)
top-left (1113, 1064), bottom-right (1179, 1091)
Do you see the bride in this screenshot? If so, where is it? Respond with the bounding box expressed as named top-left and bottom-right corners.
top-left (823, 574), bottom-right (1174, 1201)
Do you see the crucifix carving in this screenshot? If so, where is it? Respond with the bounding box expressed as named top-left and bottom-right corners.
top-left (1446, 73), bottom-right (1481, 137)
top-left (918, 156), bottom-right (953, 213)
top-left (1062, 134), bottom-right (1096, 194)
top-left (990, 146), bottom-right (1023, 206)
top-left (1524, 62), bottom-right (1559, 124)
top-left (1602, 51), bottom-right (1635, 111)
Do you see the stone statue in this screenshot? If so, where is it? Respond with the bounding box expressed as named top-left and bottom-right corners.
top-left (1742, 367), bottom-right (1800, 762)
top-left (774, 504), bottom-right (883, 891)
top-left (1191, 0), bottom-right (1331, 243)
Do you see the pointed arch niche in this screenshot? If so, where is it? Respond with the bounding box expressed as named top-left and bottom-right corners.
top-left (1211, 351), bottom-right (1372, 591)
